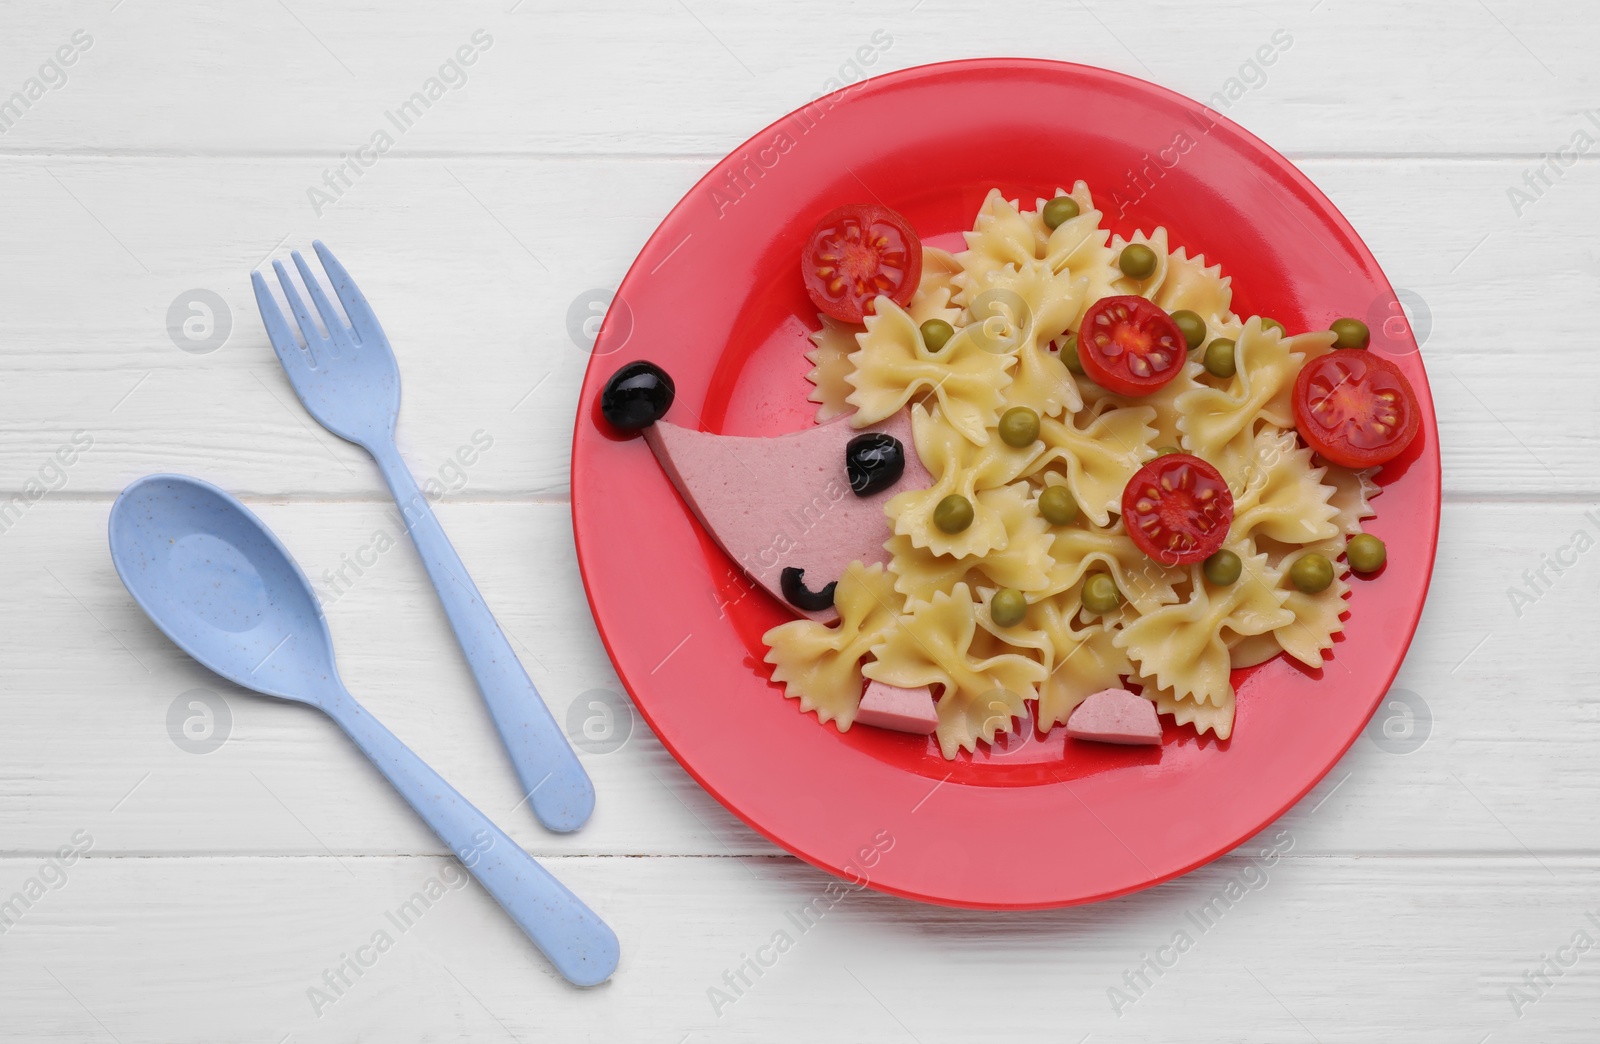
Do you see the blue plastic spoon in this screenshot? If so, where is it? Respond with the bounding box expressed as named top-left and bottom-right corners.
top-left (107, 474), bottom-right (619, 986)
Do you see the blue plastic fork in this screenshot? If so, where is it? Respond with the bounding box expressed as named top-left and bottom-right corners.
top-left (251, 242), bottom-right (594, 833)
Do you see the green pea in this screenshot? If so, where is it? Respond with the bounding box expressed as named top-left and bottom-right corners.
top-left (1059, 333), bottom-right (1085, 376)
top-left (1330, 317), bottom-right (1370, 350)
top-left (1260, 317), bottom-right (1286, 335)
top-left (1290, 553), bottom-right (1334, 594)
top-left (1082, 573), bottom-right (1122, 615)
top-left (1041, 195), bottom-right (1080, 230)
top-left (933, 494), bottom-right (974, 534)
top-left (1170, 309), bottom-right (1206, 351)
top-left (1347, 533), bottom-right (1387, 573)
top-left (1203, 338), bottom-right (1237, 378)
top-left (1118, 243), bottom-right (1158, 280)
top-left (1153, 446), bottom-right (1182, 457)
top-left (920, 318), bottom-right (955, 353)
top-left (1038, 485), bottom-right (1079, 526)
top-left (1203, 549), bottom-right (1242, 586)
top-left (999, 406), bottom-right (1040, 448)
top-left (990, 588), bottom-right (1028, 627)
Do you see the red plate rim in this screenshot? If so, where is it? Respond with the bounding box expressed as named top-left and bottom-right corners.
top-left (571, 58), bottom-right (1440, 909)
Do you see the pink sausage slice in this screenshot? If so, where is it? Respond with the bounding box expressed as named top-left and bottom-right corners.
top-left (643, 411), bottom-right (930, 621)
top-left (854, 680), bottom-right (938, 735)
top-left (1066, 688), bottom-right (1163, 746)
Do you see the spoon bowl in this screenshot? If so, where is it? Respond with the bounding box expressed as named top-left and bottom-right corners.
top-left (107, 474), bottom-right (620, 986)
top-left (109, 474), bottom-right (338, 705)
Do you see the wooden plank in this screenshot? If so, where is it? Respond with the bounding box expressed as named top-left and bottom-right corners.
top-left (0, 155), bottom-right (1593, 498)
top-left (1, 852), bottom-right (1596, 1041)
top-left (1, 498), bottom-right (1593, 859)
top-left (0, 1), bottom-right (1592, 156)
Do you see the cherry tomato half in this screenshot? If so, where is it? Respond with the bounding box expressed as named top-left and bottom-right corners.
top-left (1121, 453), bottom-right (1234, 566)
top-left (1077, 295), bottom-right (1188, 396)
top-left (1292, 349), bottom-right (1420, 469)
top-left (800, 204), bottom-right (922, 324)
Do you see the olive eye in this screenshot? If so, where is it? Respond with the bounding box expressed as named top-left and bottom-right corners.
top-left (844, 432), bottom-right (904, 497)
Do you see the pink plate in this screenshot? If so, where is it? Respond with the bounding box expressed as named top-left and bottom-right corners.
top-left (572, 59), bottom-right (1439, 908)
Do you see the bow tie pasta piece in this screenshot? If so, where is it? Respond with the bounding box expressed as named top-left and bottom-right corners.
top-left (969, 484), bottom-right (1056, 591)
top-left (1134, 675), bottom-right (1236, 741)
top-left (911, 247), bottom-right (965, 326)
top-left (965, 255), bottom-right (1085, 349)
top-left (1109, 228), bottom-right (1171, 297)
top-left (1268, 543), bottom-right (1351, 669)
top-left (907, 485), bottom-right (1056, 595)
top-left (936, 685), bottom-right (1034, 762)
top-left (1324, 465), bottom-right (1383, 536)
top-left (954, 185), bottom-right (1117, 328)
top-left (763, 561), bottom-right (903, 729)
top-left (1033, 590), bottom-right (1134, 733)
top-left (968, 260), bottom-right (1086, 419)
top-left (885, 533), bottom-right (984, 606)
top-left (808, 250), bottom-right (968, 425)
top-left (886, 404), bottom-right (1044, 558)
top-left (1152, 247), bottom-right (1238, 338)
top-left (1175, 319), bottom-right (1336, 480)
top-left (804, 314), bottom-right (860, 423)
top-left (1259, 330), bottom-right (1337, 431)
top-left (1105, 228), bottom-right (1239, 342)
top-left (864, 584), bottom-right (1047, 758)
top-left (845, 298), bottom-right (1016, 444)
top-left (1227, 630), bottom-right (1282, 670)
top-left (1079, 356), bottom-right (1204, 449)
top-left (973, 586), bottom-right (1054, 658)
top-left (1114, 549), bottom-right (1293, 704)
top-left (952, 189), bottom-right (1040, 305)
top-left (1228, 427), bottom-right (1341, 546)
top-left (1037, 183), bottom-right (1118, 324)
top-left (1026, 400), bottom-right (1158, 527)
top-left (886, 483), bottom-right (1056, 604)
top-left (1039, 511), bottom-right (1183, 613)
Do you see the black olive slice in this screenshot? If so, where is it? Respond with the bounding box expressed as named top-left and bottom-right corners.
top-left (779, 567), bottom-right (837, 612)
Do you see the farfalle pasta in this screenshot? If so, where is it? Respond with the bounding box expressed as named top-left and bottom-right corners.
top-left (885, 403), bottom-right (1042, 559)
top-left (1028, 402), bottom-right (1157, 527)
top-left (764, 562), bottom-right (903, 729)
top-left (807, 250), bottom-right (970, 423)
top-left (845, 299), bottom-right (1015, 443)
top-left (1031, 591), bottom-right (1132, 733)
top-left (1040, 513), bottom-right (1182, 613)
top-left (1115, 550), bottom-right (1293, 703)
top-left (1175, 320), bottom-right (1336, 483)
top-left (737, 185), bottom-right (1412, 753)
top-left (862, 584), bottom-right (1046, 758)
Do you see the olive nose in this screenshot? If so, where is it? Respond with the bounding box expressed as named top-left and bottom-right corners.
top-left (844, 432), bottom-right (905, 497)
top-left (599, 360), bottom-right (675, 431)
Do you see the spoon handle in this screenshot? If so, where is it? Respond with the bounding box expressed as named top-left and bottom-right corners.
top-left (368, 438), bottom-right (594, 833)
top-left (322, 687), bottom-right (619, 987)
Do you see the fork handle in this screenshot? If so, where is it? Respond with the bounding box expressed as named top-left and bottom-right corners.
top-left (370, 439), bottom-right (595, 833)
top-left (321, 686), bottom-right (619, 986)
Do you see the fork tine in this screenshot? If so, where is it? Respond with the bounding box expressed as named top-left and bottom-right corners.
top-left (251, 270), bottom-right (314, 373)
top-left (313, 241), bottom-right (385, 347)
top-left (273, 259), bottom-right (325, 349)
top-left (291, 249), bottom-right (355, 353)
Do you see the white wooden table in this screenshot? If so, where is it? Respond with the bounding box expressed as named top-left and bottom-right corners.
top-left (2, 1), bottom-right (1596, 1039)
